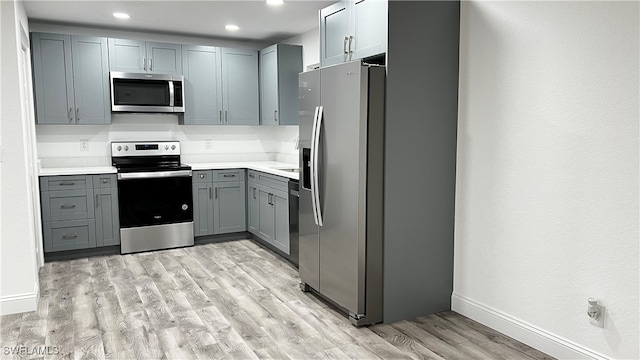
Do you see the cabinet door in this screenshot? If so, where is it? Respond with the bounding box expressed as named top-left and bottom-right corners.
top-left (213, 181), bottom-right (247, 234)
top-left (222, 48), bottom-right (259, 125)
top-left (247, 183), bottom-right (259, 235)
top-left (146, 42), bottom-right (182, 75)
top-left (320, 1), bottom-right (350, 67)
top-left (31, 33), bottom-right (75, 124)
top-left (192, 182), bottom-right (214, 236)
top-left (94, 187), bottom-right (120, 246)
top-left (273, 192), bottom-right (290, 254)
top-left (108, 38), bottom-right (146, 72)
top-left (351, 0), bottom-right (387, 60)
top-left (258, 189), bottom-right (275, 243)
top-left (182, 45), bottom-right (223, 125)
top-left (259, 45), bottom-right (279, 126)
top-left (71, 36), bottom-right (111, 124)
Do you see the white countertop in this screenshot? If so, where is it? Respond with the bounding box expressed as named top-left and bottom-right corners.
top-left (187, 161), bottom-right (299, 180)
top-left (38, 161), bottom-right (299, 180)
top-left (38, 166), bottom-right (117, 176)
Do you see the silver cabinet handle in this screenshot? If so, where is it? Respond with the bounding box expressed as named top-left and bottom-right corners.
top-left (209, 187), bottom-right (212, 199)
top-left (76, 107), bottom-right (80, 123)
top-left (274, 110), bottom-right (278, 122)
top-left (348, 35), bottom-right (354, 54)
top-left (95, 194), bottom-right (100, 207)
top-left (62, 234), bottom-right (78, 240)
top-left (220, 110), bottom-right (223, 124)
top-left (249, 173), bottom-right (255, 178)
top-left (223, 174), bottom-right (235, 178)
top-left (253, 188), bottom-right (256, 199)
top-left (225, 110), bottom-right (228, 124)
top-left (68, 108), bottom-right (73, 123)
top-left (343, 36), bottom-right (349, 54)
top-left (215, 187), bottom-right (218, 199)
top-left (143, 57), bottom-right (146, 71)
top-left (60, 204), bottom-right (76, 209)
top-left (149, 58), bottom-right (153, 71)
top-left (59, 181), bottom-right (75, 186)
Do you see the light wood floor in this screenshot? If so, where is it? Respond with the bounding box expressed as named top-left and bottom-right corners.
top-left (1, 239), bottom-right (553, 360)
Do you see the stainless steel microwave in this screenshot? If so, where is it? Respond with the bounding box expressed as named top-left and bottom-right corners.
top-left (110, 72), bottom-right (184, 113)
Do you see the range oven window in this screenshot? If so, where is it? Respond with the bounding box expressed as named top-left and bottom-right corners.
top-left (118, 176), bottom-right (193, 228)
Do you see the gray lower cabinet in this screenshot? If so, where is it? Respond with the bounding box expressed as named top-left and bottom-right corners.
top-left (40, 174), bottom-right (119, 252)
top-left (247, 170), bottom-right (290, 254)
top-left (108, 38), bottom-right (182, 74)
top-left (181, 45), bottom-right (259, 125)
top-left (259, 44), bottom-right (303, 126)
top-left (31, 32), bottom-right (111, 125)
top-left (192, 169), bottom-right (246, 236)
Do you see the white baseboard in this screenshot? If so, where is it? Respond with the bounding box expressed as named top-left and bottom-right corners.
top-left (0, 284), bottom-right (39, 316)
top-left (451, 293), bottom-right (610, 360)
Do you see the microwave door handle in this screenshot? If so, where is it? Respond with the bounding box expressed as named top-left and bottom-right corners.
top-left (169, 81), bottom-right (175, 107)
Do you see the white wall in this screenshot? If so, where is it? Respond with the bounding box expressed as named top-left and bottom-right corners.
top-left (36, 118), bottom-right (299, 167)
top-left (283, 27), bottom-right (319, 70)
top-left (454, 2), bottom-right (639, 359)
top-left (1, 0), bottom-right (40, 315)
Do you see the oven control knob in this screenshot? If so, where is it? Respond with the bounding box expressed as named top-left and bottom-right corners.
top-left (124, 146), bottom-right (129, 151)
top-left (117, 146), bottom-right (122, 151)
top-left (171, 145), bottom-right (176, 150)
top-left (165, 145), bottom-right (169, 150)
top-left (181, 204), bottom-right (189, 211)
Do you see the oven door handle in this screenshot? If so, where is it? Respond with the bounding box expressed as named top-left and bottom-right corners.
top-left (117, 170), bottom-right (192, 180)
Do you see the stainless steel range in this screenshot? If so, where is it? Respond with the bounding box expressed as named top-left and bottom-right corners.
top-left (111, 141), bottom-right (194, 254)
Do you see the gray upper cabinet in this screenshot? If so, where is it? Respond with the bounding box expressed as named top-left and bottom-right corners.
top-left (108, 38), bottom-right (182, 74)
top-left (320, 1), bottom-right (351, 66)
top-left (259, 44), bottom-right (303, 126)
top-left (320, 0), bottom-right (387, 67)
top-left (31, 33), bottom-right (110, 125)
top-left (222, 48), bottom-right (259, 125)
top-left (181, 46), bottom-right (258, 125)
top-left (182, 46), bottom-right (223, 125)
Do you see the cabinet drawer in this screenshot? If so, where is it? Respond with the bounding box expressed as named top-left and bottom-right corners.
top-left (41, 189), bottom-right (94, 221)
top-left (214, 169), bottom-right (245, 182)
top-left (43, 219), bottom-right (96, 252)
top-left (40, 175), bottom-right (90, 191)
top-left (93, 174), bottom-right (117, 188)
top-left (193, 170), bottom-right (212, 183)
top-left (256, 171), bottom-right (288, 193)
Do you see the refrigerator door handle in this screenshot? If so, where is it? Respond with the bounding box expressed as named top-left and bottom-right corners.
top-left (313, 105), bottom-right (324, 227)
top-left (310, 106), bottom-right (320, 226)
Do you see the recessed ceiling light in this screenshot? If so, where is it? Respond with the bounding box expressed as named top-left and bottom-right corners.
top-left (266, 0), bottom-right (284, 6)
top-left (225, 24), bottom-right (240, 32)
top-left (113, 12), bottom-right (130, 19)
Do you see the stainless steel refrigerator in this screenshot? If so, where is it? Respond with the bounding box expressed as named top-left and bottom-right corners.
top-left (298, 60), bottom-right (385, 326)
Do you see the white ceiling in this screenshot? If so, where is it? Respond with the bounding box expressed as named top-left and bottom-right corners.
top-left (22, 0), bottom-right (333, 43)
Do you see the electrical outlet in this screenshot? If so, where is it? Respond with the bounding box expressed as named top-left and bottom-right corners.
top-left (205, 139), bottom-right (213, 151)
top-left (80, 139), bottom-right (89, 152)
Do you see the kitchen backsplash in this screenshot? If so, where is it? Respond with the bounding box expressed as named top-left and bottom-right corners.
top-left (36, 114), bottom-right (298, 168)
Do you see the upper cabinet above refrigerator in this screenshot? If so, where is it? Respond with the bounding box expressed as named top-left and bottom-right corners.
top-left (320, 0), bottom-right (387, 67)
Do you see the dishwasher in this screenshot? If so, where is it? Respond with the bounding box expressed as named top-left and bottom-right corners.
top-left (288, 179), bottom-right (299, 267)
